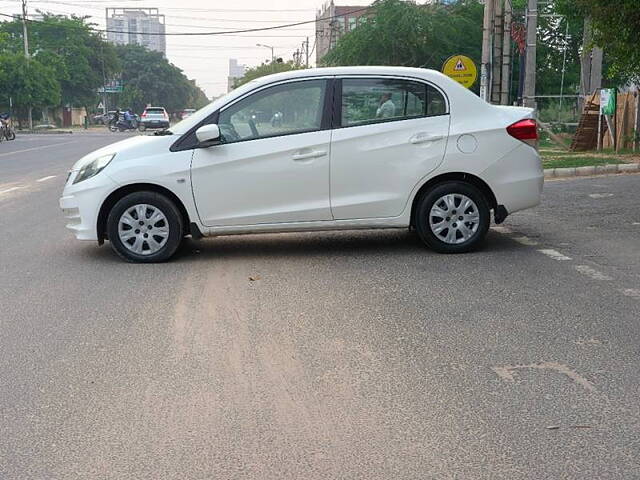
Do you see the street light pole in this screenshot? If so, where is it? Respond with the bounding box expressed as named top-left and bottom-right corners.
top-left (256, 43), bottom-right (275, 63)
top-left (21, 0), bottom-right (29, 58)
top-left (21, 0), bottom-right (33, 129)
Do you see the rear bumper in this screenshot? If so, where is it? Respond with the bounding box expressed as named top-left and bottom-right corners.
top-left (482, 144), bottom-right (544, 215)
top-left (141, 120), bottom-right (170, 129)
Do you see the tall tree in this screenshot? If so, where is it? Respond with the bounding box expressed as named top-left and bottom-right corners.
top-left (113, 44), bottom-right (208, 113)
top-left (0, 53), bottom-right (61, 125)
top-left (556, 0), bottom-right (640, 84)
top-left (0, 13), bottom-right (120, 110)
top-left (321, 0), bottom-right (483, 84)
top-left (232, 60), bottom-right (304, 89)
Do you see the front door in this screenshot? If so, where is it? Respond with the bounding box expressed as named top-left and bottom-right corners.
top-left (191, 79), bottom-right (332, 227)
top-left (330, 77), bottom-right (450, 220)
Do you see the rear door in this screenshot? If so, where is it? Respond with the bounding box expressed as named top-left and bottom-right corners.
top-left (329, 77), bottom-right (450, 220)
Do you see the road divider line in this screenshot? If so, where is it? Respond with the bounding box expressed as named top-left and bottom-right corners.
top-left (0, 140), bottom-right (76, 158)
top-left (512, 235), bottom-right (539, 246)
top-left (621, 289), bottom-right (640, 299)
top-left (36, 175), bottom-right (57, 182)
top-left (490, 225), bottom-right (513, 234)
top-left (588, 193), bottom-right (614, 199)
top-left (538, 249), bottom-right (572, 261)
top-left (574, 265), bottom-right (612, 281)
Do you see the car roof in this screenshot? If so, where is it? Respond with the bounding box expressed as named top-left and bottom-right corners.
top-left (171, 66), bottom-right (491, 135)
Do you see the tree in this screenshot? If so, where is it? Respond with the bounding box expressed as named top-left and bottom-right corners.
top-left (0, 53), bottom-right (61, 126)
top-left (321, 0), bottom-right (483, 85)
top-left (233, 60), bottom-right (305, 89)
top-left (0, 13), bottom-right (120, 110)
top-left (113, 44), bottom-right (209, 113)
top-left (556, 0), bottom-right (640, 84)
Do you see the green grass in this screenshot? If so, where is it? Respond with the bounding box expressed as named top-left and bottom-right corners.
top-left (542, 156), bottom-right (623, 169)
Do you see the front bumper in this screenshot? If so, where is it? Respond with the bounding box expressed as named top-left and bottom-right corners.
top-left (59, 173), bottom-right (118, 241)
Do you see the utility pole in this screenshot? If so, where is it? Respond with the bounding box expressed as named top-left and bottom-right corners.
top-left (523, 0), bottom-right (537, 109)
top-left (21, 0), bottom-right (33, 129)
top-left (480, 0), bottom-right (495, 102)
top-left (491, 0), bottom-right (503, 104)
top-left (304, 36), bottom-right (309, 68)
top-left (500, 0), bottom-right (512, 105)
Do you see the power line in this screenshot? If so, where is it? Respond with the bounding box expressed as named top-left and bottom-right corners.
top-left (0, 7), bottom-right (370, 36)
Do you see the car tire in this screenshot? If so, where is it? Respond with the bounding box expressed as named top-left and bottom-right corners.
top-left (138, 125), bottom-right (146, 132)
top-left (415, 181), bottom-right (490, 254)
top-left (106, 191), bottom-right (183, 263)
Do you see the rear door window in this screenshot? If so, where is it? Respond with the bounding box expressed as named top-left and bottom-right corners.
top-left (340, 78), bottom-right (447, 127)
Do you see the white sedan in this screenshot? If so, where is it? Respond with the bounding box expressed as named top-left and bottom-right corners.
top-left (60, 66), bottom-right (543, 262)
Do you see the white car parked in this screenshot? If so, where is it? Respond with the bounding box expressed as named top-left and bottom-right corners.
top-left (60, 66), bottom-right (543, 262)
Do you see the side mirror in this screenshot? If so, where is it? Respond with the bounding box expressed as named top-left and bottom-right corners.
top-left (195, 124), bottom-right (221, 147)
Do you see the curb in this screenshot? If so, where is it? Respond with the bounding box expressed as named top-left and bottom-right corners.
top-left (544, 163), bottom-right (640, 179)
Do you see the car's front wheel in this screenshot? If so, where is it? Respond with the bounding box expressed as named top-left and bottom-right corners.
top-left (106, 191), bottom-right (183, 262)
top-left (415, 181), bottom-right (490, 253)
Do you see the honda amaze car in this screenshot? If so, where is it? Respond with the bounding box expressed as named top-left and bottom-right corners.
top-left (60, 66), bottom-right (543, 263)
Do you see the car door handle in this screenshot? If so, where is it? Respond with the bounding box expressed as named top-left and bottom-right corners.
top-left (292, 150), bottom-right (327, 161)
top-left (409, 133), bottom-right (443, 144)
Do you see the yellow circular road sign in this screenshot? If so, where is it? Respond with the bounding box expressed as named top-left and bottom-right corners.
top-left (442, 55), bottom-right (478, 88)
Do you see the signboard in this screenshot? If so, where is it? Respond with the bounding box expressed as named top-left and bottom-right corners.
top-left (600, 88), bottom-right (616, 115)
top-left (98, 86), bottom-right (123, 93)
top-left (98, 79), bottom-right (123, 94)
top-left (442, 55), bottom-right (478, 89)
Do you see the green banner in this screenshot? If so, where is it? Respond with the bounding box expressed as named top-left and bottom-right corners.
top-left (600, 88), bottom-right (616, 115)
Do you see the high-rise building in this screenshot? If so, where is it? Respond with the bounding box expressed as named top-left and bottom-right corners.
top-left (228, 59), bottom-right (247, 92)
top-left (315, 1), bottom-right (370, 63)
top-left (106, 8), bottom-right (166, 55)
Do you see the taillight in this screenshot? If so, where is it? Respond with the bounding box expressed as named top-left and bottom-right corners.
top-left (507, 118), bottom-right (538, 149)
top-left (141, 112), bottom-right (147, 118)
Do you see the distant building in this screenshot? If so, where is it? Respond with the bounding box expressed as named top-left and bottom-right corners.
top-left (315, 1), bottom-right (370, 64)
top-left (106, 8), bottom-right (166, 55)
top-left (228, 58), bottom-right (247, 92)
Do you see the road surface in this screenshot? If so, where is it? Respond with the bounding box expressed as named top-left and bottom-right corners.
top-left (1, 133), bottom-right (639, 479)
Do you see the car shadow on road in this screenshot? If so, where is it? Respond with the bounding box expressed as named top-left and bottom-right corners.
top-left (73, 228), bottom-right (523, 264)
top-left (170, 228), bottom-right (523, 263)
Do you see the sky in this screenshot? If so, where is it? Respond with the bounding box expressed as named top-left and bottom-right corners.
top-left (0, 0), bottom-right (371, 98)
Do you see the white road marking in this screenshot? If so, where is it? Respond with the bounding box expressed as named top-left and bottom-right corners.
top-left (0, 186), bottom-right (23, 195)
top-left (492, 361), bottom-right (595, 392)
top-left (0, 140), bottom-right (76, 158)
top-left (574, 265), bottom-right (612, 281)
top-left (491, 225), bottom-right (513, 234)
top-left (512, 235), bottom-right (539, 246)
top-left (588, 193), bottom-right (614, 199)
top-left (36, 175), bottom-right (57, 182)
top-left (538, 249), bottom-right (572, 261)
top-left (633, 222), bottom-right (640, 226)
top-left (621, 289), bottom-right (640, 299)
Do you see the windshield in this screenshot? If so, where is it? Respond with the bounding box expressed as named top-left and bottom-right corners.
top-left (145, 108), bottom-right (165, 114)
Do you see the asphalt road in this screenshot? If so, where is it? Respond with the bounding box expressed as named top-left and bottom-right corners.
top-left (1, 133), bottom-right (639, 479)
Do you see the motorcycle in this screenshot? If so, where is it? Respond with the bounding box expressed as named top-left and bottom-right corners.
top-left (108, 116), bottom-right (139, 132)
top-left (0, 114), bottom-right (16, 141)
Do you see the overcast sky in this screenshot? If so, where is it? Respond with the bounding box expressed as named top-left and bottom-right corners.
top-left (0, 0), bottom-right (371, 98)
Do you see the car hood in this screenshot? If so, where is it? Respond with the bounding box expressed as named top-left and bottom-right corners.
top-left (70, 134), bottom-right (175, 171)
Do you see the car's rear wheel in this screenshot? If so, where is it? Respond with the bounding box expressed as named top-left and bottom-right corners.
top-left (138, 124), bottom-right (146, 132)
top-left (106, 191), bottom-right (183, 263)
top-left (415, 181), bottom-right (490, 253)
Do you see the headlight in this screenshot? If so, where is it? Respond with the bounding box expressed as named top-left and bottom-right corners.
top-left (73, 154), bottom-right (115, 184)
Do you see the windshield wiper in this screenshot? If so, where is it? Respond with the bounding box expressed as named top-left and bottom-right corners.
top-left (154, 129), bottom-right (173, 136)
